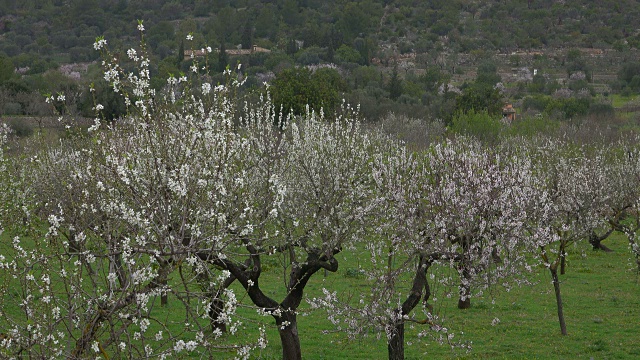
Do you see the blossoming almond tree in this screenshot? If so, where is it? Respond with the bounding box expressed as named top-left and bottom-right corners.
top-left (0, 124), bottom-right (15, 226)
top-left (1, 28), bottom-right (270, 358)
top-left (310, 136), bottom-right (535, 360)
top-left (199, 104), bottom-right (383, 360)
top-left (425, 138), bottom-right (534, 310)
top-left (602, 139), bottom-right (640, 271)
top-left (526, 140), bottom-right (610, 335)
top-left (360, 144), bottom-right (455, 360)
top-left (95, 25), bottom-right (383, 360)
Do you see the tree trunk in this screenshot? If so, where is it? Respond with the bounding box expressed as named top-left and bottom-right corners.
top-left (208, 274), bottom-right (237, 333)
top-left (560, 240), bottom-right (567, 275)
top-left (457, 239), bottom-right (472, 309)
top-left (590, 238), bottom-right (613, 252)
top-left (387, 255), bottom-right (433, 360)
top-left (458, 261), bottom-right (472, 309)
top-left (550, 267), bottom-right (567, 335)
top-left (73, 313), bottom-right (104, 358)
top-left (458, 292), bottom-right (471, 309)
top-left (209, 296), bottom-right (227, 333)
top-left (387, 322), bottom-right (405, 360)
top-left (276, 312), bottom-right (302, 360)
top-left (206, 246), bottom-right (339, 360)
top-left (160, 278), bottom-right (168, 306)
top-left (589, 229), bottom-right (614, 252)
top-left (627, 237), bottom-right (640, 272)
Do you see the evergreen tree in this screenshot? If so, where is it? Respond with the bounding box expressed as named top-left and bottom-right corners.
top-left (177, 40), bottom-right (184, 66)
top-left (0, 56), bottom-right (14, 85)
top-left (241, 22), bottom-right (253, 50)
top-left (326, 38), bottom-right (335, 63)
top-left (388, 65), bottom-right (403, 101)
top-left (217, 41), bottom-right (229, 73)
top-left (455, 82), bottom-right (503, 117)
top-left (286, 39), bottom-right (298, 56)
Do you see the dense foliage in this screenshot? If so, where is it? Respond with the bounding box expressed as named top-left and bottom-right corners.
top-left (2, 0), bottom-right (640, 123)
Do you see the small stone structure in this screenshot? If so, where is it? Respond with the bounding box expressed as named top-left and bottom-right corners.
top-left (502, 103), bottom-right (516, 122)
top-left (184, 45), bottom-right (270, 60)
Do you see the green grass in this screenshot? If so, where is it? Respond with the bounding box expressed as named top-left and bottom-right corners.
top-left (610, 94), bottom-right (639, 109)
top-left (1, 231), bottom-right (638, 359)
top-left (221, 233), bottom-right (640, 359)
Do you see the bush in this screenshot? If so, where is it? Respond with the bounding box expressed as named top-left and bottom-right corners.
top-left (7, 117), bottom-right (33, 137)
top-left (589, 102), bottom-right (615, 117)
top-left (522, 95), bottom-right (551, 112)
top-left (295, 46), bottom-right (324, 65)
top-left (454, 82), bottom-right (503, 120)
top-left (557, 97), bottom-right (591, 119)
top-left (523, 95), bottom-right (591, 119)
top-left (270, 67), bottom-right (346, 118)
top-left (507, 115), bottom-right (560, 137)
top-left (449, 109), bottom-right (504, 143)
top-left (3, 102), bottom-right (23, 115)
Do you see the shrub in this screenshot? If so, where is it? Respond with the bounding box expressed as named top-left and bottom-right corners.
top-left (508, 115), bottom-right (560, 137)
top-left (7, 117), bottom-right (33, 137)
top-left (522, 95), bottom-right (551, 112)
top-left (589, 102), bottom-right (615, 117)
top-left (3, 102), bottom-right (23, 115)
top-left (449, 109), bottom-right (504, 143)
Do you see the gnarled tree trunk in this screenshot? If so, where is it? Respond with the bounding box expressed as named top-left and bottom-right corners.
top-left (388, 322), bottom-right (406, 360)
top-left (387, 255), bottom-right (433, 360)
top-left (458, 240), bottom-right (472, 309)
top-left (207, 246), bottom-right (340, 360)
top-left (276, 311), bottom-right (302, 360)
top-left (457, 266), bottom-right (472, 309)
top-left (560, 239), bottom-right (567, 275)
top-left (589, 229), bottom-right (614, 252)
top-left (209, 273), bottom-right (237, 333)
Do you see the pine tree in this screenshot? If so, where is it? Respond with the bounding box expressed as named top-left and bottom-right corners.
top-left (388, 65), bottom-right (403, 101)
top-left (177, 40), bottom-right (184, 66)
top-left (217, 42), bottom-right (229, 73)
top-left (286, 39), bottom-right (298, 56)
top-left (241, 22), bottom-right (253, 50)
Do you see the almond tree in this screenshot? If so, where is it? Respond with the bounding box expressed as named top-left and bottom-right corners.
top-left (201, 105), bottom-right (382, 360)
top-left (311, 136), bottom-right (535, 360)
top-left (11, 26), bottom-right (384, 360)
top-left (426, 138), bottom-right (534, 310)
top-left (309, 135), bottom-right (443, 360)
top-left (113, 25), bottom-right (383, 360)
top-left (0, 29), bottom-right (268, 358)
top-left (0, 124), bottom-right (13, 226)
top-left (603, 139), bottom-right (640, 270)
top-left (526, 139), bottom-right (609, 335)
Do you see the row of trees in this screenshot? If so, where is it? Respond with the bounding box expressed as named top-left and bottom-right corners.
top-left (4, 0), bottom-right (640, 123)
top-left (1, 30), bottom-right (640, 360)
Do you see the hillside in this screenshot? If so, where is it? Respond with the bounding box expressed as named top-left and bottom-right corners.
top-left (1, 0), bottom-right (640, 123)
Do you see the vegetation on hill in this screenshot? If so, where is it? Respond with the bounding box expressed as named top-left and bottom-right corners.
top-left (1, 19), bottom-right (640, 360)
top-left (1, 0), bottom-right (640, 128)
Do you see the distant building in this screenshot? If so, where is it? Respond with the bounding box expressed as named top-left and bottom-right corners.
top-left (226, 45), bottom-right (271, 56)
top-left (502, 103), bottom-right (516, 122)
top-left (184, 45), bottom-right (270, 60)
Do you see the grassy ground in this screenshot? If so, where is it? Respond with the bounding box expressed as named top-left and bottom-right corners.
top-left (223, 233), bottom-right (640, 359)
top-left (609, 94), bottom-right (639, 109)
top-left (1, 230), bottom-right (638, 359)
